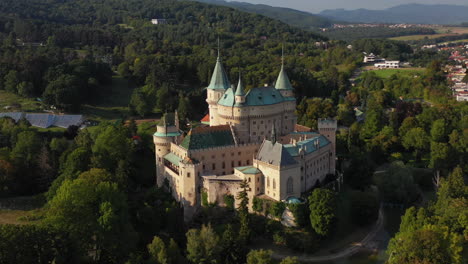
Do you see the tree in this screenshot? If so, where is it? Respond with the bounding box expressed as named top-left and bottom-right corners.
top-left (186, 224), bottom-right (220, 264)
top-left (279, 257), bottom-right (300, 264)
top-left (42, 74), bottom-right (81, 111)
top-left (402, 127), bottom-right (429, 161)
top-left (92, 125), bottom-right (132, 172)
top-left (156, 84), bottom-right (172, 113)
top-left (387, 225), bottom-right (463, 264)
top-left (431, 119), bottom-right (447, 142)
top-left (130, 88), bottom-right (152, 117)
top-left (147, 236), bottom-right (168, 264)
top-left (4, 70), bottom-right (20, 93)
top-left (237, 179), bottom-right (251, 242)
top-left (44, 172), bottom-right (135, 262)
top-left (16, 81), bottom-right (34, 97)
top-left (374, 161), bottom-right (418, 204)
top-left (309, 188), bottom-right (337, 236)
top-left (246, 249), bottom-right (273, 264)
top-left (167, 239), bottom-right (183, 264)
top-left (429, 142), bottom-right (451, 171)
top-left (220, 224), bottom-right (245, 264)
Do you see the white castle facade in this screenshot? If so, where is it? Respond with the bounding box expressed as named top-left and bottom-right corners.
top-left (153, 53), bottom-right (337, 216)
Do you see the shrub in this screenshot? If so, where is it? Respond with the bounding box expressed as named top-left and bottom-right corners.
top-left (269, 201), bottom-right (286, 218)
top-left (223, 194), bottom-right (234, 210)
top-left (273, 232), bottom-right (286, 245)
top-left (288, 203), bottom-right (310, 228)
top-left (201, 191), bottom-right (208, 207)
top-left (252, 197), bottom-right (263, 213)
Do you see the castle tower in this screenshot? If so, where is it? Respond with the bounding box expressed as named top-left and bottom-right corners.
top-left (235, 74), bottom-right (245, 104)
top-left (275, 47), bottom-right (294, 98)
top-left (318, 118), bottom-right (337, 175)
top-left (206, 48), bottom-right (230, 126)
top-left (153, 113), bottom-right (182, 187)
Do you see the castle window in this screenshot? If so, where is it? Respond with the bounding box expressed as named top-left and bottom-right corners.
top-left (246, 160), bottom-right (250, 165)
top-left (285, 116), bottom-right (288, 119)
top-left (261, 121), bottom-right (263, 124)
top-left (231, 161), bottom-right (234, 167)
top-left (253, 121), bottom-right (256, 125)
top-left (273, 179), bottom-right (276, 190)
top-left (212, 155), bottom-right (215, 159)
top-left (201, 156), bottom-right (205, 160)
top-left (222, 162), bottom-right (225, 169)
top-left (222, 154), bottom-right (225, 157)
top-left (238, 152), bottom-right (241, 156)
top-left (231, 152), bottom-right (234, 157)
top-left (257, 187), bottom-right (259, 191)
top-left (248, 177), bottom-right (251, 182)
top-left (238, 161), bottom-right (241, 166)
top-left (212, 164), bottom-right (216, 170)
top-left (253, 132), bottom-right (256, 136)
top-left (287, 177), bottom-right (293, 194)
top-left (203, 165), bottom-right (205, 170)
top-left (187, 173), bottom-right (191, 178)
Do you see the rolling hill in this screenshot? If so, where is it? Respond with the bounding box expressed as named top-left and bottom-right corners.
top-left (320, 4), bottom-right (468, 25)
top-left (196, 0), bottom-right (333, 29)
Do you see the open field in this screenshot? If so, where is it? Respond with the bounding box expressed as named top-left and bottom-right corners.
top-left (361, 67), bottom-right (425, 78)
top-left (0, 91), bottom-right (43, 112)
top-left (389, 26), bottom-right (468, 41)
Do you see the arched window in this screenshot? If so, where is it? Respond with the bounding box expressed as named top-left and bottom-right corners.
top-left (273, 179), bottom-right (276, 190)
top-left (287, 177), bottom-right (293, 194)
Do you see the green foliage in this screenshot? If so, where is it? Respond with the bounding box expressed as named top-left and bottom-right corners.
top-left (186, 224), bottom-right (220, 264)
top-left (269, 201), bottom-right (286, 218)
top-left (252, 197), bottom-right (263, 213)
top-left (220, 224), bottom-right (246, 264)
top-left (0, 224), bottom-right (76, 264)
top-left (309, 188), bottom-right (337, 236)
top-left (223, 194), bottom-right (235, 210)
top-left (246, 249), bottom-right (273, 264)
top-left (237, 179), bottom-right (251, 242)
top-left (147, 236), bottom-right (168, 264)
top-left (279, 257), bottom-right (300, 264)
top-left (201, 190), bottom-right (209, 207)
top-left (288, 203), bottom-right (310, 228)
top-left (386, 166), bottom-right (467, 264)
top-left (374, 161), bottom-right (419, 204)
top-left (91, 125), bottom-right (132, 172)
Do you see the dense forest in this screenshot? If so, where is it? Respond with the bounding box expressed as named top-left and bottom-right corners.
top-left (0, 0), bottom-right (466, 264)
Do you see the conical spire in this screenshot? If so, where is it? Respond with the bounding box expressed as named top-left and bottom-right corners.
top-left (275, 45), bottom-right (293, 90)
top-left (207, 39), bottom-right (231, 90)
top-left (235, 72), bottom-right (245, 96)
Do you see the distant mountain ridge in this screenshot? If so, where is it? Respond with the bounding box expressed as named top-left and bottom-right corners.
top-left (195, 0), bottom-right (333, 29)
top-left (320, 4), bottom-right (468, 25)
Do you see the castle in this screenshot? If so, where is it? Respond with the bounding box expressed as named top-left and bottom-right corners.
top-left (153, 52), bottom-right (337, 216)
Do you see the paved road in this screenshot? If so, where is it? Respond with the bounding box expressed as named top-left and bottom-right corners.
top-left (271, 207), bottom-right (384, 263)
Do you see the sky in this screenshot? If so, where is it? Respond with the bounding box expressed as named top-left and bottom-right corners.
top-left (228, 0), bottom-right (468, 13)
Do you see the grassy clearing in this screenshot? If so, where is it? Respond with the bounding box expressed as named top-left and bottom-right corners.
top-left (371, 68), bottom-right (425, 78)
top-left (0, 90), bottom-right (43, 112)
top-left (0, 210), bottom-right (34, 225)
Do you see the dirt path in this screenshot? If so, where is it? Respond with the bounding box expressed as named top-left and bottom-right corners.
top-left (271, 207), bottom-right (384, 262)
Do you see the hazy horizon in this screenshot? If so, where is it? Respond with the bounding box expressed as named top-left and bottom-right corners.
top-left (227, 0), bottom-right (468, 13)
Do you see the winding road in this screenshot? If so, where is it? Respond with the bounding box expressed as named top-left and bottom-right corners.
top-left (271, 207), bottom-right (384, 262)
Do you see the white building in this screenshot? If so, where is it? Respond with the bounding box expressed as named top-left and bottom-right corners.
top-left (375, 60), bottom-right (400, 68)
top-left (151, 19), bottom-right (167, 25)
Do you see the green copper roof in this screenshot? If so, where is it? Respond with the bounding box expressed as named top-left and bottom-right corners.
top-left (164, 153), bottom-right (182, 166)
top-left (180, 127), bottom-right (235, 150)
top-left (218, 88), bottom-right (235, 106)
top-left (235, 77), bottom-right (245, 96)
top-left (219, 86), bottom-right (286, 107)
top-left (153, 131), bottom-right (181, 137)
top-left (275, 66), bottom-right (293, 90)
top-left (235, 166), bottom-right (261, 174)
top-left (207, 57), bottom-right (231, 90)
top-left (284, 136), bottom-right (330, 157)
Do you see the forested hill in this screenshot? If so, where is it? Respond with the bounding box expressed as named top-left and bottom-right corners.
top-left (320, 4), bottom-right (468, 25)
top-left (196, 0), bottom-right (333, 29)
top-left (0, 0), bottom-right (339, 115)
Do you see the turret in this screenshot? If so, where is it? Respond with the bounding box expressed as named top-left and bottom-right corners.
top-left (206, 48), bottom-right (231, 126)
top-left (153, 112), bottom-right (182, 186)
top-left (275, 49), bottom-right (294, 98)
top-left (235, 74), bottom-right (245, 104)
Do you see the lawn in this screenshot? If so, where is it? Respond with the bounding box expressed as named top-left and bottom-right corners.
top-left (359, 68), bottom-right (425, 79)
top-left (0, 90), bottom-right (43, 112)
